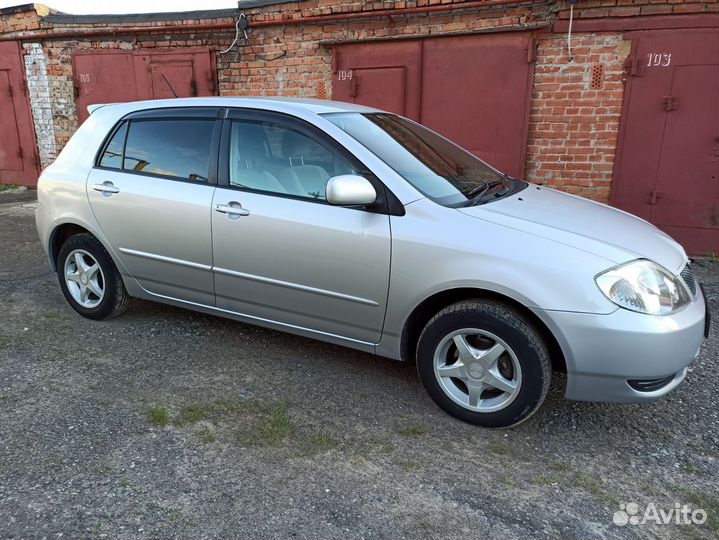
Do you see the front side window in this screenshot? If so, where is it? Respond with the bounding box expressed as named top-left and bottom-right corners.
top-left (325, 113), bottom-right (524, 207)
top-left (122, 119), bottom-right (215, 182)
top-left (228, 119), bottom-right (357, 200)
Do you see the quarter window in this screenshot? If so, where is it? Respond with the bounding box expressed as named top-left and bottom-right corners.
top-left (122, 119), bottom-right (215, 182)
top-left (99, 121), bottom-right (127, 170)
top-left (228, 119), bottom-right (357, 200)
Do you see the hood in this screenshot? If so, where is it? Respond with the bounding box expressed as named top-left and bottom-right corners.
top-left (458, 184), bottom-right (687, 274)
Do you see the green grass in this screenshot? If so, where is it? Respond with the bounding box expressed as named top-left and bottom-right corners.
top-left (300, 430), bottom-right (339, 455)
top-left (395, 423), bottom-right (428, 436)
top-left (489, 442), bottom-right (511, 456)
top-left (400, 459), bottom-right (419, 473)
top-left (177, 403), bottom-right (212, 425)
top-left (549, 462), bottom-right (570, 472)
top-left (196, 426), bottom-right (217, 444)
top-left (574, 472), bottom-right (613, 506)
top-left (146, 406), bottom-right (170, 427)
top-left (145, 398), bottom-right (345, 452)
top-left (682, 490), bottom-right (719, 533)
top-left (0, 183), bottom-right (18, 192)
top-left (247, 402), bottom-right (295, 447)
top-left (531, 473), bottom-right (557, 486)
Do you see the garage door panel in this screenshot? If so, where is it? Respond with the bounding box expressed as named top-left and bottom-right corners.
top-left (0, 70), bottom-right (23, 172)
top-left (333, 41), bottom-right (422, 119)
top-left (0, 42), bottom-right (39, 187)
top-left (611, 29), bottom-right (719, 255)
top-left (332, 34), bottom-right (533, 180)
top-left (420, 34), bottom-right (533, 178)
top-left (73, 48), bottom-right (217, 125)
top-left (73, 52), bottom-right (138, 124)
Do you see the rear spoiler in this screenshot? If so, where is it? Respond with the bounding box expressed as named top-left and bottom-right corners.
top-left (87, 103), bottom-right (112, 115)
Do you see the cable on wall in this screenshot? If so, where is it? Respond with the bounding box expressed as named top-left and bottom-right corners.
top-left (566, 1), bottom-right (576, 62)
top-left (219, 13), bottom-right (287, 61)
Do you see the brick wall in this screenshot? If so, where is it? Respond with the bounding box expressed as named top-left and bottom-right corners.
top-left (0, 0), bottom-right (717, 195)
top-left (525, 33), bottom-right (629, 201)
top-left (0, 4), bottom-right (43, 34)
top-left (23, 43), bottom-right (57, 168)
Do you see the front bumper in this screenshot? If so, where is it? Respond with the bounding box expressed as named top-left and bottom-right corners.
top-left (535, 286), bottom-right (707, 403)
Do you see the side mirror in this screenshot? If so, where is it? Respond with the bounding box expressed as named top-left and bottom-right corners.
top-left (326, 175), bottom-right (377, 206)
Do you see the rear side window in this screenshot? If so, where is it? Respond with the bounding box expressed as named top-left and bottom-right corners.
top-left (119, 119), bottom-right (215, 182)
top-left (99, 122), bottom-right (127, 170)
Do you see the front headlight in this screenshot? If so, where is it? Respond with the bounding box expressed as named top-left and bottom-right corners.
top-left (595, 259), bottom-right (690, 315)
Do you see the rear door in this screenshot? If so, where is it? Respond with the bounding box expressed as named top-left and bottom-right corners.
top-left (86, 108), bottom-right (220, 305)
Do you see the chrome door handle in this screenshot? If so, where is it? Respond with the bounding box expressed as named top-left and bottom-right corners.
top-left (92, 182), bottom-right (120, 195)
top-left (214, 203), bottom-right (250, 217)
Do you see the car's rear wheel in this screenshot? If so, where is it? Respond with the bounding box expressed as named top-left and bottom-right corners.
top-left (57, 233), bottom-right (131, 320)
top-left (416, 300), bottom-right (551, 428)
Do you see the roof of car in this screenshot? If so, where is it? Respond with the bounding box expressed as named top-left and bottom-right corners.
top-left (100, 96), bottom-right (380, 115)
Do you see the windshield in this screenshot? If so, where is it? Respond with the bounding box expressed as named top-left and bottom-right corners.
top-left (324, 112), bottom-right (513, 207)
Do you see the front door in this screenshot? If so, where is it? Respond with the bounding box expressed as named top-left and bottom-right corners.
top-left (86, 111), bottom-right (220, 305)
top-left (211, 111), bottom-right (391, 344)
top-left (611, 29), bottom-right (719, 255)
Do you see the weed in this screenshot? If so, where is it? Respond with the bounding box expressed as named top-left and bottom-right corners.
top-left (146, 406), bottom-right (170, 427)
top-left (246, 402), bottom-right (294, 447)
top-left (682, 490), bottom-right (719, 533)
top-left (395, 424), bottom-right (428, 436)
top-left (300, 430), bottom-right (339, 455)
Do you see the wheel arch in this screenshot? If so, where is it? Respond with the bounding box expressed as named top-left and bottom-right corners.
top-left (399, 287), bottom-right (567, 374)
top-left (48, 220), bottom-right (120, 273)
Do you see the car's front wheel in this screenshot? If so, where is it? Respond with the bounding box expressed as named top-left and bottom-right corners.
top-left (57, 233), bottom-right (131, 320)
top-left (416, 300), bottom-right (551, 428)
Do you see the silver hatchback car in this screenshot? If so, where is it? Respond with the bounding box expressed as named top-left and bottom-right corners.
top-left (35, 97), bottom-right (709, 427)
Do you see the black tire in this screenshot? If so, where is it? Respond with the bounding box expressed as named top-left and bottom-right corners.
top-left (416, 300), bottom-right (551, 428)
top-left (56, 233), bottom-right (131, 320)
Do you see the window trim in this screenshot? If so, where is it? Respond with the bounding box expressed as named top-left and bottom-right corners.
top-left (93, 107), bottom-right (223, 186)
top-left (218, 108), bottom-right (404, 215)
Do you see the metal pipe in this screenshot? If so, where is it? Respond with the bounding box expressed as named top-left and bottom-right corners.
top-left (0, 0), bottom-right (540, 42)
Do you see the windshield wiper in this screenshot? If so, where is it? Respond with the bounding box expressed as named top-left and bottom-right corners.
top-left (465, 178), bottom-right (506, 206)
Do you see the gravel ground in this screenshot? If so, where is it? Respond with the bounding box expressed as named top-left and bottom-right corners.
top-left (0, 199), bottom-right (717, 540)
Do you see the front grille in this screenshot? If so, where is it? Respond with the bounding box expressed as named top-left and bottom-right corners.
top-left (627, 375), bottom-right (675, 393)
top-left (680, 264), bottom-right (697, 296)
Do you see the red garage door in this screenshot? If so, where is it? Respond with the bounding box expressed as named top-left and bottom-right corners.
top-left (333, 33), bottom-right (535, 178)
top-left (73, 48), bottom-right (217, 124)
top-left (0, 42), bottom-right (39, 187)
top-left (611, 29), bottom-right (719, 255)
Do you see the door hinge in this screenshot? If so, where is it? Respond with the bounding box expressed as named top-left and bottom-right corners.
top-left (73, 82), bottom-right (80, 99)
top-left (649, 190), bottom-right (663, 205)
top-left (350, 75), bottom-right (359, 98)
top-left (331, 47), bottom-right (339, 74)
top-left (526, 39), bottom-right (537, 63)
top-left (17, 146), bottom-right (23, 159)
top-left (190, 78), bottom-right (198, 97)
top-left (624, 56), bottom-right (644, 77)
top-left (662, 96), bottom-right (678, 111)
